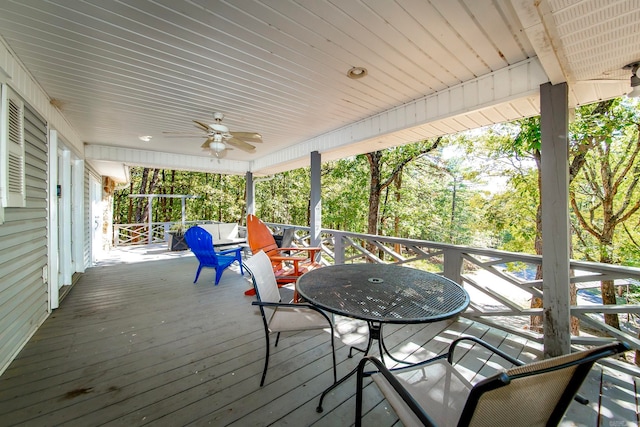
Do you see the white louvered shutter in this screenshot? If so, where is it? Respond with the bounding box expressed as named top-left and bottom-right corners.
top-left (6, 89), bottom-right (25, 207)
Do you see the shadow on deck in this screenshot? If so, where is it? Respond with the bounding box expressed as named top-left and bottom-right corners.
top-left (0, 247), bottom-right (637, 426)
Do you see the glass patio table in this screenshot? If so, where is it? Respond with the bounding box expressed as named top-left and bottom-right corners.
top-left (296, 263), bottom-right (470, 412)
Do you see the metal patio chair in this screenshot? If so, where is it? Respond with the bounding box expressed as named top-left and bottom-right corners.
top-left (355, 337), bottom-right (630, 427)
top-left (184, 225), bottom-right (244, 285)
top-left (244, 250), bottom-right (337, 387)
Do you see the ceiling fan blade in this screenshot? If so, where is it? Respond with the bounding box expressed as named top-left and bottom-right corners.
top-left (230, 131), bottom-right (262, 143)
top-left (193, 120), bottom-right (211, 131)
top-left (200, 136), bottom-right (215, 149)
top-left (226, 137), bottom-right (256, 153)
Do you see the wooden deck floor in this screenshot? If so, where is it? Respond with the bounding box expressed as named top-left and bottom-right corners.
top-left (0, 252), bottom-right (637, 426)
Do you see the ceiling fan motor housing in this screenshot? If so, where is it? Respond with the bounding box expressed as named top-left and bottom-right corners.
top-left (209, 123), bottom-right (229, 133)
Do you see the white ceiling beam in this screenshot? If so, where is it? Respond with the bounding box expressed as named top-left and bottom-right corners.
top-left (85, 145), bottom-right (251, 176)
top-left (510, 0), bottom-right (569, 85)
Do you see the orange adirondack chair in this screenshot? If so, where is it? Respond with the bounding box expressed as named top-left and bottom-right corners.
top-left (245, 214), bottom-right (322, 299)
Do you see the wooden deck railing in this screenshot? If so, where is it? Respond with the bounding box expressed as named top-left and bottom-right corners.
top-left (113, 221), bottom-right (215, 246)
top-left (112, 220), bottom-right (640, 360)
top-left (267, 222), bottom-right (640, 361)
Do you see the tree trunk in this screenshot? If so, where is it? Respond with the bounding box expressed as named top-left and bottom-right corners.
top-left (141, 169), bottom-right (160, 223)
top-left (364, 140), bottom-right (441, 255)
top-left (394, 173), bottom-right (402, 254)
top-left (449, 177), bottom-right (457, 244)
top-left (168, 170), bottom-right (175, 221)
top-left (134, 168), bottom-right (150, 222)
top-left (530, 212), bottom-right (543, 331)
top-left (599, 244), bottom-right (620, 329)
top-left (127, 180), bottom-right (134, 223)
top-left (160, 170), bottom-right (168, 221)
top-left (366, 151), bottom-right (382, 238)
top-left (530, 151), bottom-right (544, 331)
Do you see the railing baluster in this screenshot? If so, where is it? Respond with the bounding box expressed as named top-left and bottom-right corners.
top-left (334, 231), bottom-right (344, 265)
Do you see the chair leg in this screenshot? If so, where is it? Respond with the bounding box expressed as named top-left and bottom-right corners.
top-left (275, 332), bottom-right (281, 347)
top-left (355, 358), bottom-right (367, 427)
top-left (194, 264), bottom-right (203, 283)
top-left (260, 333), bottom-right (271, 387)
top-left (329, 325), bottom-right (337, 383)
top-left (214, 268), bottom-right (224, 285)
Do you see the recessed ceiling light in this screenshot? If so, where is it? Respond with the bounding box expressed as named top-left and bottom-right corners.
top-left (347, 67), bottom-right (368, 79)
top-left (138, 135), bottom-right (152, 142)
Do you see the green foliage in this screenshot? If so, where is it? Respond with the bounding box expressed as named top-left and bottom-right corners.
top-left (483, 170), bottom-right (539, 252)
top-left (322, 157), bottom-right (369, 232)
top-left (569, 98), bottom-right (640, 265)
top-left (113, 169), bottom-right (246, 224)
top-left (255, 169), bottom-right (311, 225)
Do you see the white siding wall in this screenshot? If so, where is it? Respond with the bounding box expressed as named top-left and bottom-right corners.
top-left (0, 103), bottom-right (48, 373)
top-left (0, 36), bottom-right (99, 375)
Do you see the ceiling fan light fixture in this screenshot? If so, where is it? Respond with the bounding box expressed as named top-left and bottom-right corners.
top-left (209, 140), bottom-right (226, 153)
top-left (347, 66), bottom-right (368, 79)
top-left (623, 61), bottom-right (640, 98)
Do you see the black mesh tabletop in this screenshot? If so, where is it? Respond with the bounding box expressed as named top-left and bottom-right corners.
top-left (296, 264), bottom-right (470, 324)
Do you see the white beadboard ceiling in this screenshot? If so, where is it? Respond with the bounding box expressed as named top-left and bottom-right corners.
top-left (0, 0), bottom-right (638, 178)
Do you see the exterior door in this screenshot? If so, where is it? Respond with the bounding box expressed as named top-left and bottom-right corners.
top-left (90, 176), bottom-right (103, 264)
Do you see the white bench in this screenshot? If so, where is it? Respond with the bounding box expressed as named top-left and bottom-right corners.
top-left (198, 223), bottom-right (246, 247)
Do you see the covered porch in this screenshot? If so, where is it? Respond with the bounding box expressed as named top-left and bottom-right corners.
top-left (0, 249), bottom-right (636, 426)
top-left (0, 0), bottom-right (639, 381)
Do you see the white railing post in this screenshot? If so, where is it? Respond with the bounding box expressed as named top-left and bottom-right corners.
top-left (147, 196), bottom-right (154, 245)
top-left (113, 224), bottom-right (120, 247)
top-left (163, 222), bottom-right (171, 243)
top-left (334, 231), bottom-right (345, 264)
top-left (443, 248), bottom-right (463, 284)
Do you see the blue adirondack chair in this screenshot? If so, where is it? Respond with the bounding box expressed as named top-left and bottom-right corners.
top-left (184, 226), bottom-right (244, 285)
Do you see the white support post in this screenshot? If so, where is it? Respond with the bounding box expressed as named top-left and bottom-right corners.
top-left (334, 231), bottom-right (345, 265)
top-left (540, 82), bottom-right (571, 357)
top-left (148, 195), bottom-right (154, 244)
top-left (443, 248), bottom-right (463, 285)
top-left (310, 151), bottom-right (321, 250)
top-left (246, 171), bottom-right (254, 216)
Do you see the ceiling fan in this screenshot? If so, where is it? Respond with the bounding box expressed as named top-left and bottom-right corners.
top-left (163, 112), bottom-right (262, 157)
